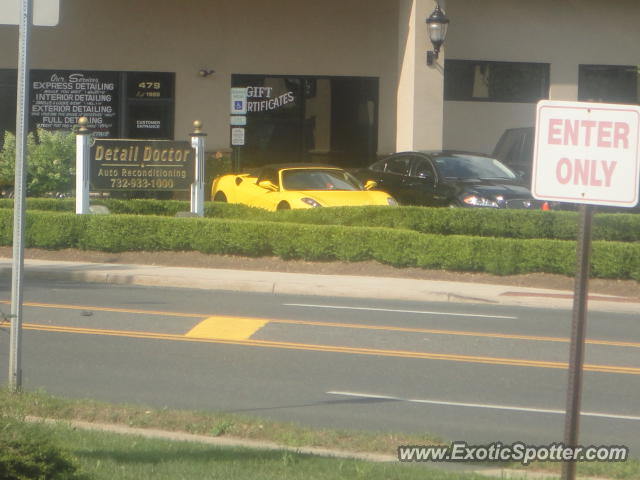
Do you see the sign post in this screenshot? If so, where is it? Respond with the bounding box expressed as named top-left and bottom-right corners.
top-left (563, 202), bottom-right (592, 480)
top-left (8, 0), bottom-right (33, 393)
top-left (190, 121), bottom-right (206, 217)
top-left (533, 100), bottom-right (640, 480)
top-left (230, 88), bottom-right (247, 173)
top-left (75, 117), bottom-right (91, 214)
top-left (5, 0), bottom-right (60, 394)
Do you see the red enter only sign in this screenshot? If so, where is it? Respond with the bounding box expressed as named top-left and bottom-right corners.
top-left (532, 100), bottom-right (640, 207)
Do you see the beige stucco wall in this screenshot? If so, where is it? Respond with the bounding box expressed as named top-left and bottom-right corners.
top-left (443, 0), bottom-right (640, 154)
top-left (2, 0), bottom-right (640, 157)
top-left (396, 0), bottom-right (444, 152)
top-left (0, 0), bottom-right (400, 154)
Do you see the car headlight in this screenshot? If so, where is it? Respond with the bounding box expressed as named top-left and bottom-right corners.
top-left (301, 197), bottom-right (322, 208)
top-left (462, 195), bottom-right (499, 208)
top-left (387, 197), bottom-right (398, 206)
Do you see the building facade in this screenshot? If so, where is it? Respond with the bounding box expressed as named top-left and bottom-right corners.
top-left (0, 0), bottom-right (638, 168)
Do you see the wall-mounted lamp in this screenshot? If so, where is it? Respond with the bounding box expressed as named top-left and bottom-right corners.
top-left (198, 69), bottom-right (215, 78)
top-left (426, 4), bottom-right (449, 66)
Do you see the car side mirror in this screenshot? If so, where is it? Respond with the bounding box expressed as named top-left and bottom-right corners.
top-left (258, 180), bottom-right (278, 191)
top-left (416, 171), bottom-right (433, 180)
top-left (364, 180), bottom-right (378, 190)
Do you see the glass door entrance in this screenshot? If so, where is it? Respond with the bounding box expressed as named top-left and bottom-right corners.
top-left (232, 74), bottom-right (378, 169)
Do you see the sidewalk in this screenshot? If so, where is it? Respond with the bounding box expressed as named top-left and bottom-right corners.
top-left (1, 257), bottom-right (638, 314)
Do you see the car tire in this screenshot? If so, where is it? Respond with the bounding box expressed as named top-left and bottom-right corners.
top-left (277, 201), bottom-right (291, 210)
top-left (213, 192), bottom-right (227, 203)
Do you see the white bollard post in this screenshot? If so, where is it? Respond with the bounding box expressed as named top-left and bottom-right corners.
top-left (190, 120), bottom-right (206, 217)
top-left (75, 116), bottom-right (91, 214)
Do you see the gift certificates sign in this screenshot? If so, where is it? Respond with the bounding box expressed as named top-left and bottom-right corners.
top-left (532, 100), bottom-right (640, 207)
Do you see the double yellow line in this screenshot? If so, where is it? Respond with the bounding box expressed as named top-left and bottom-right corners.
top-left (2, 300), bottom-right (639, 375)
top-left (2, 319), bottom-right (639, 376)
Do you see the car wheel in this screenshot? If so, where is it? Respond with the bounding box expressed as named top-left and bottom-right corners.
top-left (213, 192), bottom-right (227, 202)
top-left (277, 201), bottom-right (291, 210)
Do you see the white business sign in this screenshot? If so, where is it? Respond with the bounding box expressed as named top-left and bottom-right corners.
top-left (231, 127), bottom-right (245, 146)
top-left (230, 115), bottom-right (247, 126)
top-left (0, 0), bottom-right (60, 26)
top-left (532, 100), bottom-right (640, 207)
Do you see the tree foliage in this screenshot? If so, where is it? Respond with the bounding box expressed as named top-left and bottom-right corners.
top-left (0, 129), bottom-right (75, 196)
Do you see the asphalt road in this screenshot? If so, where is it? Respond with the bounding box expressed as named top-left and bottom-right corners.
top-left (1, 278), bottom-right (639, 455)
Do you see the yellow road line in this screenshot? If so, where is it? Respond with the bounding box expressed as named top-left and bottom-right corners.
top-left (0, 300), bottom-right (205, 318)
top-left (2, 299), bottom-right (640, 349)
top-left (7, 321), bottom-right (640, 376)
top-left (269, 318), bottom-right (640, 348)
top-left (185, 316), bottom-right (268, 340)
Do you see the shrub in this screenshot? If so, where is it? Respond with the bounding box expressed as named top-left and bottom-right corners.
top-left (1, 210), bottom-right (637, 280)
top-left (3, 199), bottom-right (638, 243)
top-left (0, 130), bottom-right (75, 197)
top-left (0, 417), bottom-right (87, 480)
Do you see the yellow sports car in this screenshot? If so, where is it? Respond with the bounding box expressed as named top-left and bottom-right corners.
top-left (211, 164), bottom-right (397, 210)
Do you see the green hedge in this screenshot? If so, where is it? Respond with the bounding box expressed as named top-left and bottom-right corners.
top-left (1, 209), bottom-right (638, 280)
top-left (1, 198), bottom-right (639, 242)
top-left (0, 417), bottom-right (86, 480)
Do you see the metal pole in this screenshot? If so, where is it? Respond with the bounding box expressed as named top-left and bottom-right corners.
top-left (190, 120), bottom-right (206, 217)
top-left (562, 203), bottom-right (593, 480)
top-left (75, 117), bottom-right (91, 214)
top-left (232, 146), bottom-right (241, 173)
top-left (9, 0), bottom-right (33, 392)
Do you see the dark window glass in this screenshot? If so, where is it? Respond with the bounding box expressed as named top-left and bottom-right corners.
top-left (126, 72), bottom-right (174, 100)
top-left (434, 154), bottom-right (516, 180)
top-left (412, 158), bottom-right (435, 179)
top-left (369, 159), bottom-right (386, 172)
top-left (385, 157), bottom-right (411, 175)
top-left (124, 71), bottom-right (175, 139)
top-left (0, 69), bottom-right (17, 147)
top-left (578, 65), bottom-right (639, 104)
top-left (258, 168), bottom-right (279, 187)
top-left (232, 74), bottom-right (379, 168)
top-left (281, 169), bottom-right (361, 191)
top-left (444, 60), bottom-right (549, 103)
top-left (125, 102), bottom-right (173, 139)
top-left (1, 69), bottom-right (174, 140)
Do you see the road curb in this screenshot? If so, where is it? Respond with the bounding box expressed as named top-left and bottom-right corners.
top-left (2, 259), bottom-right (639, 314)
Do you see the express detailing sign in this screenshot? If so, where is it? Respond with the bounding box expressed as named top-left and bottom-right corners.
top-left (31, 70), bottom-right (119, 137)
top-left (91, 139), bottom-right (194, 191)
top-left (532, 100), bottom-right (640, 207)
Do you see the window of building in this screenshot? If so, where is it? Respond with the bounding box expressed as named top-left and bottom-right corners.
top-left (578, 65), bottom-right (639, 104)
top-left (0, 69), bottom-right (175, 141)
top-left (232, 74), bottom-right (378, 168)
top-left (444, 60), bottom-right (549, 103)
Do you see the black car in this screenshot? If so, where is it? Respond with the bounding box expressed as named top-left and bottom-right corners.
top-left (492, 127), bottom-right (534, 183)
top-left (357, 151), bottom-right (545, 209)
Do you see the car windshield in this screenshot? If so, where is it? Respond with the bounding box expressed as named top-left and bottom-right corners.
top-left (281, 169), bottom-right (363, 191)
top-left (433, 154), bottom-right (517, 180)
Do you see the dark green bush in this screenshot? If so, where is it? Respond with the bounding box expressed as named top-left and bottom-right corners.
top-left (2, 199), bottom-right (639, 242)
top-left (0, 417), bottom-right (87, 480)
top-left (0, 208), bottom-right (11, 245)
top-left (0, 130), bottom-right (76, 197)
top-left (1, 210), bottom-right (638, 280)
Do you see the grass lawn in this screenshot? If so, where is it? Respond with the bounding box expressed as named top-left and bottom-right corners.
top-left (2, 389), bottom-right (638, 479)
top-left (16, 420), bottom-right (497, 480)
